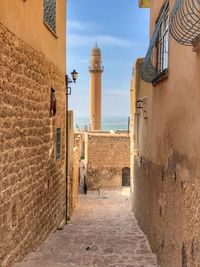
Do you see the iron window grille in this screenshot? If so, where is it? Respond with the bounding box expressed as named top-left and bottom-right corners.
top-left (169, 0), bottom-right (200, 46)
top-left (44, 0), bottom-right (56, 34)
top-left (140, 0), bottom-right (169, 83)
top-left (157, 11), bottom-right (169, 72)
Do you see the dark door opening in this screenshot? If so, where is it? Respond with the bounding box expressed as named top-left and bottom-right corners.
top-left (122, 167), bottom-right (130, 186)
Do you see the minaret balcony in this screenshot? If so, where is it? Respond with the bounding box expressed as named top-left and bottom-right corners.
top-left (89, 66), bottom-right (104, 72)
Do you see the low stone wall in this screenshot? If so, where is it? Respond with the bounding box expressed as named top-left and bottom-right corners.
top-left (0, 23), bottom-right (66, 267)
top-left (86, 133), bottom-right (130, 189)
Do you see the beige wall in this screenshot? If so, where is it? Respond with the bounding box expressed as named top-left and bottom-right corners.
top-left (86, 133), bottom-right (130, 189)
top-left (138, 0), bottom-right (150, 8)
top-left (131, 58), bottom-right (152, 158)
top-left (133, 1), bottom-right (200, 266)
top-left (146, 0), bottom-right (200, 164)
top-left (130, 58), bottom-right (151, 199)
top-left (0, 0), bottom-right (66, 72)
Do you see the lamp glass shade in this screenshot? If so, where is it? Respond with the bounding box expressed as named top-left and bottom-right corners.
top-left (71, 69), bottom-right (78, 82)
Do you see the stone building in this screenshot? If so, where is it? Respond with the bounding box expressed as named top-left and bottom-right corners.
top-left (131, 0), bottom-right (200, 266)
top-left (0, 1), bottom-right (70, 266)
top-left (86, 132), bottom-right (130, 189)
top-left (67, 111), bottom-right (81, 218)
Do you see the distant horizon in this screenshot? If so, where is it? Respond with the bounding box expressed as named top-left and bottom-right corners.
top-left (74, 114), bottom-right (130, 117)
top-left (74, 114), bottom-right (130, 131)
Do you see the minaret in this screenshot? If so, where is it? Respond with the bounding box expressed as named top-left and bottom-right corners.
top-left (89, 44), bottom-right (103, 131)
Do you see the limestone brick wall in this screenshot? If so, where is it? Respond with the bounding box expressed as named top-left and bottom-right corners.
top-left (72, 147), bottom-right (80, 210)
top-left (0, 23), bottom-right (66, 267)
top-left (87, 133), bottom-right (130, 189)
top-left (67, 134), bottom-right (82, 218)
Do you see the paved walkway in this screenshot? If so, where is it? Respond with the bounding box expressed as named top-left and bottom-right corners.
top-left (14, 189), bottom-right (158, 267)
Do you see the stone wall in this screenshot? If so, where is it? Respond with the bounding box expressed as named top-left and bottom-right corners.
top-left (86, 133), bottom-right (130, 189)
top-left (67, 134), bottom-right (82, 218)
top-left (0, 23), bottom-right (66, 267)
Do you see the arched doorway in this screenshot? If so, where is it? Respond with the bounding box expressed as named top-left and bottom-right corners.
top-left (122, 167), bottom-right (130, 186)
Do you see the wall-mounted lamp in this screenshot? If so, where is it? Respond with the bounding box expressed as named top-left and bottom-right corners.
top-left (136, 98), bottom-right (148, 119)
top-left (142, 98), bottom-right (148, 119)
top-left (66, 69), bottom-right (79, 95)
top-left (136, 99), bottom-right (143, 109)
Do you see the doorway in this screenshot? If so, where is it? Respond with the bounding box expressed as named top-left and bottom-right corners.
top-left (122, 167), bottom-right (130, 186)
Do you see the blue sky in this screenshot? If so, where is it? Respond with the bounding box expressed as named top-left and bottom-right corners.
top-left (67, 0), bottom-right (150, 117)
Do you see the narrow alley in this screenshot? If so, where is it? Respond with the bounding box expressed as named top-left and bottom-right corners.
top-left (13, 189), bottom-right (158, 267)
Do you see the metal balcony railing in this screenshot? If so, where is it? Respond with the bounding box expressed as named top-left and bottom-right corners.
top-left (169, 0), bottom-right (200, 46)
top-left (140, 0), bottom-right (169, 83)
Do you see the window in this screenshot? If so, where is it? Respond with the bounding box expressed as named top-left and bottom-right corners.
top-left (11, 204), bottom-right (18, 228)
top-left (156, 8), bottom-right (169, 72)
top-left (50, 88), bottom-right (56, 117)
top-left (140, 1), bottom-right (169, 83)
top-left (44, 0), bottom-right (56, 34)
top-left (56, 128), bottom-right (61, 160)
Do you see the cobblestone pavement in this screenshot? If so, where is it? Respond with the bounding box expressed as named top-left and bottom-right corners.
top-left (13, 188), bottom-right (158, 267)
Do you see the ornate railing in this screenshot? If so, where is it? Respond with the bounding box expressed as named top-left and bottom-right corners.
top-left (140, 1), bottom-right (169, 83)
top-left (169, 0), bottom-right (200, 46)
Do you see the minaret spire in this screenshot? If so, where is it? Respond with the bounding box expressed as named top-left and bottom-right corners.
top-left (89, 45), bottom-right (103, 131)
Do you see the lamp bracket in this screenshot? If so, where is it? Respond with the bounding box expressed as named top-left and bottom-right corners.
top-left (136, 100), bottom-right (143, 109)
top-left (67, 87), bottom-right (71, 95)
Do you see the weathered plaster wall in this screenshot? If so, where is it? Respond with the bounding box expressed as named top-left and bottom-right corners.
top-left (87, 133), bottom-right (130, 189)
top-left (132, 1), bottom-right (200, 266)
top-left (0, 23), bottom-right (66, 267)
top-left (134, 153), bottom-right (200, 267)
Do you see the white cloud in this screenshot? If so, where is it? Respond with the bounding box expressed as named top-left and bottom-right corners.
top-left (67, 20), bottom-right (92, 31)
top-left (67, 20), bottom-right (137, 49)
top-left (68, 33), bottom-right (132, 48)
